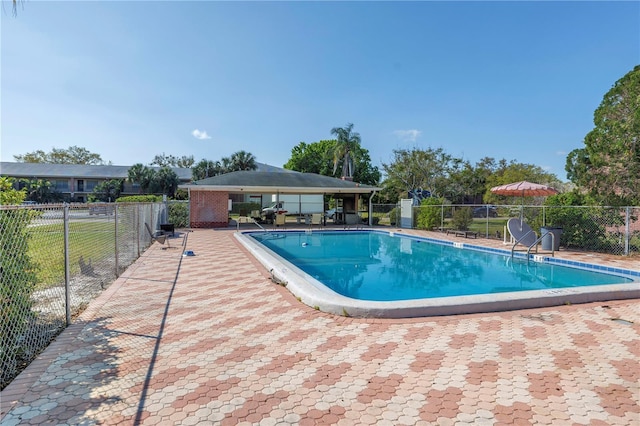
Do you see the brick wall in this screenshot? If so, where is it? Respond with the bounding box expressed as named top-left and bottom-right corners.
top-left (189, 190), bottom-right (230, 228)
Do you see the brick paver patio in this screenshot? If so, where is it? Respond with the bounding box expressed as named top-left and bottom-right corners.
top-left (1, 228), bottom-right (638, 425)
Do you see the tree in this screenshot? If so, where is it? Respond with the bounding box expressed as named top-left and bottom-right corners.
top-left (19, 179), bottom-right (63, 204)
top-left (284, 141), bottom-right (332, 174)
top-left (0, 177), bottom-right (26, 205)
top-left (566, 65), bottom-right (640, 205)
top-left (381, 147), bottom-right (457, 201)
top-left (192, 159), bottom-right (225, 181)
top-left (227, 150), bottom-right (257, 172)
top-left (284, 140), bottom-right (381, 186)
top-left (191, 151), bottom-right (258, 181)
top-left (483, 159), bottom-right (561, 204)
top-left (175, 156), bottom-right (195, 168)
top-left (153, 166), bottom-right (180, 197)
top-left (330, 123), bottom-right (361, 179)
top-left (150, 153), bottom-right (194, 168)
top-left (89, 179), bottom-right (123, 202)
top-left (348, 145), bottom-right (381, 187)
top-left (127, 163), bottom-right (156, 194)
top-left (14, 146), bottom-right (105, 165)
top-left (446, 157), bottom-right (496, 204)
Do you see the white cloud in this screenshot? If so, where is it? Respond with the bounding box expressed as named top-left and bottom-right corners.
top-left (192, 129), bottom-right (211, 140)
top-left (393, 129), bottom-right (422, 142)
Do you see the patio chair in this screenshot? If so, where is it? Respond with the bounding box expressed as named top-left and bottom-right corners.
top-left (145, 222), bottom-right (170, 249)
top-left (310, 213), bottom-right (323, 228)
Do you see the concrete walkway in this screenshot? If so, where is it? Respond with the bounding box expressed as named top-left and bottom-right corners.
top-left (1, 229), bottom-right (638, 425)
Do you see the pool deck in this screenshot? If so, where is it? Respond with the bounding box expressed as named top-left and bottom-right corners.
top-left (1, 227), bottom-right (639, 425)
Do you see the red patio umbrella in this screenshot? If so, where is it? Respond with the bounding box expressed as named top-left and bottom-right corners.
top-left (490, 180), bottom-right (559, 225)
top-left (490, 181), bottom-right (559, 198)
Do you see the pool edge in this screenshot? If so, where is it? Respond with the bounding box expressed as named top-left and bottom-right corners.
top-left (234, 230), bottom-right (640, 318)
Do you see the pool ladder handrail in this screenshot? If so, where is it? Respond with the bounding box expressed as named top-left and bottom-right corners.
top-left (510, 229), bottom-right (556, 263)
top-left (236, 217), bottom-right (267, 232)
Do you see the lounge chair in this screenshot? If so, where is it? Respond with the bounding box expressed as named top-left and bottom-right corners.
top-left (145, 222), bottom-right (170, 249)
top-left (446, 229), bottom-right (478, 239)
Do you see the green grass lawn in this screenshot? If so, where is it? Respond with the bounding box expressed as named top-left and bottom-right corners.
top-left (29, 221), bottom-right (116, 289)
top-left (428, 217), bottom-right (508, 238)
top-left (467, 218), bottom-right (509, 238)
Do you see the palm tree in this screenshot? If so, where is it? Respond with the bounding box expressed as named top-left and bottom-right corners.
top-left (192, 159), bottom-right (224, 181)
top-left (330, 123), bottom-right (361, 180)
top-left (127, 163), bottom-right (155, 193)
top-left (228, 150), bottom-right (257, 171)
top-left (154, 166), bottom-right (180, 197)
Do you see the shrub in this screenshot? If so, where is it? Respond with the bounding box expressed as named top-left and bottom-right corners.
top-left (389, 207), bottom-right (399, 226)
top-left (168, 202), bottom-right (189, 228)
top-left (451, 207), bottom-right (473, 231)
top-left (416, 198), bottom-right (444, 230)
top-left (0, 209), bottom-right (38, 389)
top-left (173, 188), bottom-right (189, 200)
top-left (116, 195), bottom-right (162, 203)
top-left (544, 193), bottom-right (618, 251)
top-left (231, 202), bottom-right (261, 216)
top-left (0, 177), bottom-right (26, 205)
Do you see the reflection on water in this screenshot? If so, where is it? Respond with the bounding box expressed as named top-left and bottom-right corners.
top-left (251, 232), bottom-right (632, 301)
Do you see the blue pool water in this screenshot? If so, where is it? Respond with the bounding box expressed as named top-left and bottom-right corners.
top-left (250, 231), bottom-right (635, 302)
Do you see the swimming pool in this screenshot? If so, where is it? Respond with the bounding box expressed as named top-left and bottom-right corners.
top-left (236, 230), bottom-right (640, 318)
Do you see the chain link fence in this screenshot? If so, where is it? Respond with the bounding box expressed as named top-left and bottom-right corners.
top-left (3, 200), bottom-right (636, 389)
top-left (393, 203), bottom-right (640, 256)
top-left (1, 202), bottom-right (166, 389)
top-left (367, 203), bottom-right (400, 226)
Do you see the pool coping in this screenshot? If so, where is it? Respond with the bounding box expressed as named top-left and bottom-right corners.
top-left (234, 229), bottom-right (640, 318)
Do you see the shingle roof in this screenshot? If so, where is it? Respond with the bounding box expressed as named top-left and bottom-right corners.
top-left (0, 162), bottom-right (192, 181)
top-left (183, 170), bottom-right (380, 193)
top-left (1, 162), bottom-right (380, 194)
top-left (0, 161), bottom-right (287, 181)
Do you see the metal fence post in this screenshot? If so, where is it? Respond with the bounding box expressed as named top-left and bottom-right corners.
top-left (136, 204), bottom-right (140, 257)
top-left (115, 204), bottom-right (119, 277)
top-left (163, 195), bottom-right (168, 224)
top-left (625, 206), bottom-right (630, 256)
top-left (63, 204), bottom-right (71, 326)
top-left (485, 206), bottom-right (489, 238)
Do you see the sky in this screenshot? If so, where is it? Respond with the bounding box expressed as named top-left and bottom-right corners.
top-left (1, 1), bottom-right (638, 181)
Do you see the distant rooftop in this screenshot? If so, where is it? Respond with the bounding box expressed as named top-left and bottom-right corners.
top-left (0, 161), bottom-right (287, 182)
top-left (183, 170), bottom-right (380, 194)
top-left (0, 162), bottom-right (192, 181)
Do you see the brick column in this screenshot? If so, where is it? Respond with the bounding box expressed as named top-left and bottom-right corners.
top-left (189, 190), bottom-right (230, 228)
